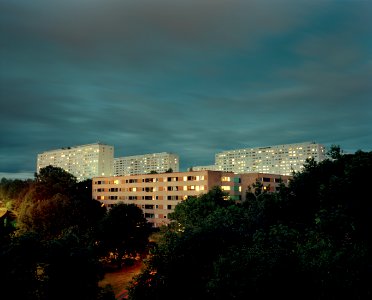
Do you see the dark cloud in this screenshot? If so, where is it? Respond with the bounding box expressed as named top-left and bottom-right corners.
top-left (1, 0), bottom-right (371, 177)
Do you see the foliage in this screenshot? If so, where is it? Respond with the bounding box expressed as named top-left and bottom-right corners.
top-left (0, 166), bottom-right (164, 300)
top-left (98, 203), bottom-right (151, 268)
top-left (168, 186), bottom-right (232, 230)
top-left (32, 165), bottom-right (77, 201)
top-left (128, 149), bottom-right (372, 299)
top-left (0, 177), bottom-right (33, 211)
top-left (40, 231), bottom-right (105, 300)
top-left (0, 232), bottom-right (43, 300)
top-left (0, 230), bottom-right (111, 300)
top-left (15, 168), bottom-right (106, 241)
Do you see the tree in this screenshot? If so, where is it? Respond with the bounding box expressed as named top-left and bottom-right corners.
top-left (129, 149), bottom-right (372, 299)
top-left (41, 231), bottom-right (107, 300)
top-left (98, 203), bottom-right (151, 268)
top-left (128, 188), bottom-right (250, 300)
top-left (0, 178), bottom-right (33, 211)
top-left (0, 232), bottom-right (43, 300)
top-left (169, 186), bottom-right (232, 230)
top-left (32, 165), bottom-right (77, 201)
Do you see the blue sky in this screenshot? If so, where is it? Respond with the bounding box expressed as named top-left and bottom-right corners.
top-left (1, 0), bottom-right (371, 179)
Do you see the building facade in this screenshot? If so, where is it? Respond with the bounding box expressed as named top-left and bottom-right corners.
top-left (92, 170), bottom-right (291, 227)
top-left (114, 152), bottom-right (179, 176)
top-left (189, 165), bottom-right (218, 171)
top-left (215, 141), bottom-right (326, 176)
top-left (37, 143), bottom-right (114, 181)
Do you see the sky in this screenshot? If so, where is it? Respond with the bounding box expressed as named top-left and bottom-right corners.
top-left (1, 0), bottom-right (371, 179)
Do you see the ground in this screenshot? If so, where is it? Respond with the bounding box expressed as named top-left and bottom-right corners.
top-left (99, 260), bottom-right (144, 299)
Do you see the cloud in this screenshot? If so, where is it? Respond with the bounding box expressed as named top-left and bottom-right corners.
top-left (1, 0), bottom-right (327, 63)
top-left (0, 0), bottom-right (371, 175)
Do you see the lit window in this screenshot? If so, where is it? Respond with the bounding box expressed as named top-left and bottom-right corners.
top-left (221, 186), bottom-right (231, 191)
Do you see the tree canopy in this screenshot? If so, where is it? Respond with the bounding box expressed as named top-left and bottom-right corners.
top-left (0, 166), bottom-right (151, 300)
top-left (128, 149), bottom-right (372, 300)
top-left (98, 203), bottom-right (151, 268)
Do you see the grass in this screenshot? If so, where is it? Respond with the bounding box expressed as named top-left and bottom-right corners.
top-left (99, 260), bottom-right (144, 299)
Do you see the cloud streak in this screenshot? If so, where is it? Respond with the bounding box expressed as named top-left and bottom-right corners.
top-left (1, 0), bottom-right (371, 177)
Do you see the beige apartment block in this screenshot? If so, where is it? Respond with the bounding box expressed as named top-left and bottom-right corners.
top-left (92, 170), bottom-right (291, 227)
top-left (37, 143), bottom-right (114, 181)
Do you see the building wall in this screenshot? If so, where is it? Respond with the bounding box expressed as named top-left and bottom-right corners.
top-left (114, 152), bottom-right (179, 176)
top-left (190, 165), bottom-right (217, 171)
top-left (37, 143), bottom-right (114, 181)
top-left (215, 141), bottom-right (325, 176)
top-left (240, 173), bottom-right (291, 193)
top-left (92, 170), bottom-right (291, 227)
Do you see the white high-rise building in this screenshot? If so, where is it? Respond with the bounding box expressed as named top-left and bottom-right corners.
top-left (215, 142), bottom-right (326, 176)
top-left (114, 152), bottom-right (179, 176)
top-left (189, 165), bottom-right (217, 171)
top-left (37, 143), bottom-right (114, 181)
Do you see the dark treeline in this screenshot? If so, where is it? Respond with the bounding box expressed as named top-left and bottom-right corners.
top-left (1, 148), bottom-right (372, 300)
top-left (128, 147), bottom-right (372, 300)
top-left (0, 166), bottom-right (151, 300)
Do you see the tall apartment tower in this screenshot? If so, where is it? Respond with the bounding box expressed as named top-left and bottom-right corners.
top-left (37, 143), bottom-right (114, 181)
top-left (114, 152), bottom-right (179, 176)
top-left (215, 141), bottom-right (326, 176)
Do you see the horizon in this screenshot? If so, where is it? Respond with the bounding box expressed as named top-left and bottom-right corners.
top-left (1, 0), bottom-right (371, 179)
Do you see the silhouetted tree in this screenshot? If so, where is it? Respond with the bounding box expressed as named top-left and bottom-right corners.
top-left (98, 203), bottom-right (151, 268)
top-left (128, 149), bottom-right (372, 300)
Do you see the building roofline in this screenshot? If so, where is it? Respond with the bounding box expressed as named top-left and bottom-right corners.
top-left (92, 170), bottom-right (293, 180)
top-left (38, 142), bottom-right (113, 153)
top-left (216, 141), bottom-right (324, 154)
top-left (114, 152), bottom-right (179, 159)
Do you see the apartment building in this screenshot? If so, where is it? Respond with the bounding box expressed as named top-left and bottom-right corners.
top-left (189, 165), bottom-right (218, 171)
top-left (114, 152), bottom-right (179, 176)
top-left (215, 141), bottom-right (326, 176)
top-left (37, 143), bottom-right (114, 181)
top-left (92, 170), bottom-right (291, 227)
